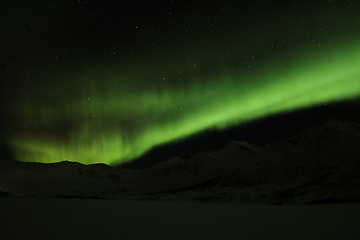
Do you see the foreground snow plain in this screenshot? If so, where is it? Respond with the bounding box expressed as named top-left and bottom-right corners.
top-left (1, 197), bottom-right (359, 240)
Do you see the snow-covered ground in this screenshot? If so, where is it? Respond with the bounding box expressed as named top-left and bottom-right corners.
top-left (1, 197), bottom-right (360, 240)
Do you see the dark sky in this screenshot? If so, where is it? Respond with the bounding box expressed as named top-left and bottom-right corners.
top-left (1, 0), bottom-right (360, 166)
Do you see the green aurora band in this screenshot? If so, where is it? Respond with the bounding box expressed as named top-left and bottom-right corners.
top-left (8, 40), bottom-right (360, 165)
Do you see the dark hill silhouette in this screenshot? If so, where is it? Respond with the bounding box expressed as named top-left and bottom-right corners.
top-left (1, 120), bottom-right (360, 204)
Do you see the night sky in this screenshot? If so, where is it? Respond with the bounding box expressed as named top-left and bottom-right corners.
top-left (1, 0), bottom-right (360, 166)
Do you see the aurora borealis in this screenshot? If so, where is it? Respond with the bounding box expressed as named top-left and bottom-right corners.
top-left (1, 1), bottom-right (360, 165)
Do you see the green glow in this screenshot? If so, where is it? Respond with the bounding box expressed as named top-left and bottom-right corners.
top-left (8, 40), bottom-right (360, 165)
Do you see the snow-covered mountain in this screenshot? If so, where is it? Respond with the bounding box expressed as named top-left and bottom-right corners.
top-left (189, 120), bottom-right (360, 204)
top-left (1, 120), bottom-right (360, 204)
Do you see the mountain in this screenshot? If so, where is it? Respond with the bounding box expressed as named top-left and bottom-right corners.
top-left (1, 119), bottom-right (360, 204)
top-left (189, 120), bottom-right (360, 204)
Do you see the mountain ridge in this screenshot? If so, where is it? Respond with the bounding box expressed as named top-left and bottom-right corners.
top-left (1, 119), bottom-right (359, 204)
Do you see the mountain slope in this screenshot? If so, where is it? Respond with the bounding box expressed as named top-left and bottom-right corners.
top-left (189, 120), bottom-right (360, 203)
